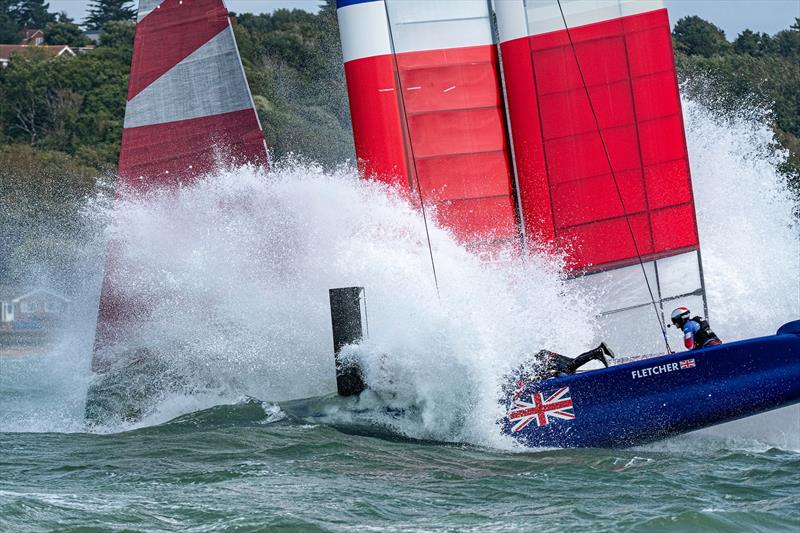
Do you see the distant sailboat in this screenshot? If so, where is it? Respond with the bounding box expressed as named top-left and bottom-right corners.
top-left (92, 0), bottom-right (268, 368)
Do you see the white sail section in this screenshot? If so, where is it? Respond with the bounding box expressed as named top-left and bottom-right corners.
top-left (573, 252), bottom-right (706, 355)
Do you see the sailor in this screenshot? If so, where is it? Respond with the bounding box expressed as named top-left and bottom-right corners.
top-left (670, 307), bottom-right (722, 350)
top-left (540, 342), bottom-right (616, 377)
top-left (508, 343), bottom-right (616, 390)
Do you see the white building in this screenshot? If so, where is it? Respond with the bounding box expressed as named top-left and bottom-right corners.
top-left (0, 288), bottom-right (72, 328)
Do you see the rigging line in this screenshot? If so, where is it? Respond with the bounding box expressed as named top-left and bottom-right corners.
top-left (489, 0), bottom-right (529, 253)
top-left (554, 0), bottom-right (672, 353)
top-left (382, 4), bottom-right (441, 299)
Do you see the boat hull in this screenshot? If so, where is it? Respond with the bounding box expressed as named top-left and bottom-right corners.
top-left (502, 321), bottom-right (800, 448)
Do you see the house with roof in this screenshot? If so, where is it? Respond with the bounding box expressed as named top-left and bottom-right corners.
top-left (0, 44), bottom-right (75, 68)
top-left (20, 29), bottom-right (45, 45)
top-left (0, 288), bottom-right (72, 331)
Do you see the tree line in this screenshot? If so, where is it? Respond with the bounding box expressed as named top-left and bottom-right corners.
top-left (0, 4), bottom-right (798, 284)
top-left (673, 16), bottom-right (800, 178)
top-left (1, 0), bottom-right (136, 44)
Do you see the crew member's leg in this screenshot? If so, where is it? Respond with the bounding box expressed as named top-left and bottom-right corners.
top-left (521, 346), bottom-right (614, 383)
top-left (537, 350), bottom-right (574, 376)
top-left (563, 343), bottom-right (614, 373)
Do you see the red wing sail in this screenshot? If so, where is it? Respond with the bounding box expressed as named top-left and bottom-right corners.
top-left (495, 0), bottom-right (705, 354)
top-left (336, 0), bottom-right (520, 257)
top-left (338, 1), bottom-right (708, 355)
top-left (93, 0), bottom-right (268, 364)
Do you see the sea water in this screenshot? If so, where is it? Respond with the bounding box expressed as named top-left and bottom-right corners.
top-left (0, 100), bottom-right (798, 531)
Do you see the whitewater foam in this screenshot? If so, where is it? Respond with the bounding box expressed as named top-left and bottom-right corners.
top-left (683, 100), bottom-right (800, 450)
top-left (1, 99), bottom-right (798, 450)
top-left (83, 158), bottom-right (596, 445)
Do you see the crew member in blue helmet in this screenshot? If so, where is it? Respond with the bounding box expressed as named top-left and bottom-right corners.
top-left (671, 307), bottom-right (722, 350)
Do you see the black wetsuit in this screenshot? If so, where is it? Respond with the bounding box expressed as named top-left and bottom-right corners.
top-left (538, 346), bottom-right (608, 377)
top-left (505, 345), bottom-right (608, 396)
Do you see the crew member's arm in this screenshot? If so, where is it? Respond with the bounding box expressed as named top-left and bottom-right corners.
top-left (682, 320), bottom-right (700, 350)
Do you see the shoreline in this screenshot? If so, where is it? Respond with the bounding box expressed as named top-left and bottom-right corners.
top-left (0, 345), bottom-right (52, 358)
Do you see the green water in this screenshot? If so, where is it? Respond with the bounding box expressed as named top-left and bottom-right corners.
top-left (2, 398), bottom-right (799, 532)
top-left (2, 345), bottom-right (799, 532)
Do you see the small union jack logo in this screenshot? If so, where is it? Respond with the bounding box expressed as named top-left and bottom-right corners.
top-left (508, 387), bottom-right (575, 432)
top-left (680, 359), bottom-right (696, 369)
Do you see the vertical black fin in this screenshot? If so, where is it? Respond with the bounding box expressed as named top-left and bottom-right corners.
top-left (329, 287), bottom-right (367, 396)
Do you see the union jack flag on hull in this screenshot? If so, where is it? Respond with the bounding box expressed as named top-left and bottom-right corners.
top-left (508, 387), bottom-right (575, 432)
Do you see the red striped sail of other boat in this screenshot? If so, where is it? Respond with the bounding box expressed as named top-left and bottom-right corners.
top-left (92, 0), bottom-right (268, 367)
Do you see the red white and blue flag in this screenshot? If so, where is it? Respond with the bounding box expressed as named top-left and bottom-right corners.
top-left (680, 359), bottom-right (696, 369)
top-left (508, 387), bottom-right (575, 432)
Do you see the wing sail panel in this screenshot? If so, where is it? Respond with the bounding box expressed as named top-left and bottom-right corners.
top-left (93, 0), bottom-right (268, 362)
top-left (495, 0), bottom-right (706, 353)
top-left (336, 0), bottom-right (519, 252)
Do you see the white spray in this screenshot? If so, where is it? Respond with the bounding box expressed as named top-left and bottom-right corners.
top-left (683, 100), bottom-right (800, 449)
top-left (0, 100), bottom-right (797, 449)
top-left (83, 159), bottom-right (595, 445)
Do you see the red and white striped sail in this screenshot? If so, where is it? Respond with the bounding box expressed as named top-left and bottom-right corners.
top-left (496, 0), bottom-right (705, 354)
top-left (93, 0), bottom-right (268, 362)
top-left (336, 0), bottom-right (520, 256)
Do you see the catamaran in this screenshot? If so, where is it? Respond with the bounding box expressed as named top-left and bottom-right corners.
top-left (329, 0), bottom-right (800, 447)
top-left (92, 0), bottom-right (800, 447)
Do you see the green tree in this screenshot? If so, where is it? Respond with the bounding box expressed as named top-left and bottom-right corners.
top-left (233, 4), bottom-right (353, 165)
top-left (9, 0), bottom-right (55, 29)
top-left (733, 29), bottom-right (775, 56)
top-left (84, 0), bottom-right (136, 31)
top-left (774, 24), bottom-right (800, 60)
top-left (673, 16), bottom-right (731, 57)
top-left (0, 50), bottom-right (55, 144)
top-left (45, 15), bottom-right (92, 47)
top-left (98, 19), bottom-right (134, 49)
top-left (0, 1), bottom-right (22, 43)
top-left (0, 19), bottom-right (131, 157)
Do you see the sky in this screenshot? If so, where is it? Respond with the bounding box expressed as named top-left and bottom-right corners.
top-left (663, 0), bottom-right (798, 37)
top-left (48, 1), bottom-right (800, 38)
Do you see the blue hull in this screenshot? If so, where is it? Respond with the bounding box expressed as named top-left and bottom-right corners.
top-left (502, 321), bottom-right (800, 448)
